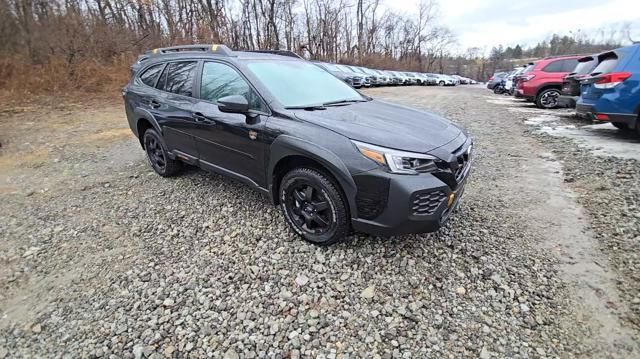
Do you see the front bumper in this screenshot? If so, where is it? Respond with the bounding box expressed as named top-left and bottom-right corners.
top-left (351, 144), bottom-right (472, 237)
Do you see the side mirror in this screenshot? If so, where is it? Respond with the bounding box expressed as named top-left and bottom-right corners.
top-left (218, 95), bottom-right (249, 114)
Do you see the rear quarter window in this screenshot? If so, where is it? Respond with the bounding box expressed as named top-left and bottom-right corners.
top-left (139, 63), bottom-right (164, 87)
top-left (591, 57), bottom-right (619, 75)
top-left (542, 60), bottom-right (565, 72)
top-left (561, 59), bottom-right (579, 72)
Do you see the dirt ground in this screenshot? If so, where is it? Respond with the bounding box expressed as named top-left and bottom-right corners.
top-left (0, 86), bottom-right (638, 358)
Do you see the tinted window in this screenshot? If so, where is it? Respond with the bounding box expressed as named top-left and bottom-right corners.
top-left (561, 59), bottom-right (579, 72)
top-left (200, 62), bottom-right (266, 112)
top-left (591, 55), bottom-right (620, 75)
top-left (139, 64), bottom-right (164, 87)
top-left (246, 60), bottom-right (364, 107)
top-left (160, 61), bottom-right (197, 97)
top-left (573, 58), bottom-right (598, 74)
top-left (542, 60), bottom-right (565, 72)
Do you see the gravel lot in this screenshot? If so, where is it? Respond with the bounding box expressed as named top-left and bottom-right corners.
top-left (1, 86), bottom-right (639, 358)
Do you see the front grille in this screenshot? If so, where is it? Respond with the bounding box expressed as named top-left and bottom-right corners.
top-left (411, 190), bottom-right (447, 215)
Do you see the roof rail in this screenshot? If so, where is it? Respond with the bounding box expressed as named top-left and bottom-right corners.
top-left (244, 50), bottom-right (304, 59)
top-left (144, 44), bottom-right (235, 57)
top-left (542, 54), bottom-right (588, 59)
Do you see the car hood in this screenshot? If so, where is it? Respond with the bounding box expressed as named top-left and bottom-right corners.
top-left (292, 100), bottom-right (463, 153)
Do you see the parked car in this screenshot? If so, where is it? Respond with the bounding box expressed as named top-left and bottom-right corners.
top-left (425, 73), bottom-right (440, 85)
top-left (392, 71), bottom-right (411, 85)
top-left (558, 54), bottom-right (599, 108)
top-left (404, 72), bottom-right (419, 85)
top-left (353, 66), bottom-right (380, 86)
top-left (336, 64), bottom-right (371, 87)
top-left (577, 44), bottom-right (640, 133)
top-left (433, 74), bottom-right (455, 86)
top-left (314, 62), bottom-right (364, 88)
top-left (511, 64), bottom-right (534, 96)
top-left (384, 70), bottom-right (402, 85)
top-left (515, 55), bottom-right (581, 108)
top-left (452, 75), bottom-right (468, 84)
top-left (486, 71), bottom-right (507, 90)
top-left (372, 69), bottom-right (390, 85)
top-left (123, 44), bottom-right (473, 245)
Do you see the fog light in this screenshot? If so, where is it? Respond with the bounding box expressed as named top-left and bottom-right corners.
top-left (447, 193), bottom-right (456, 207)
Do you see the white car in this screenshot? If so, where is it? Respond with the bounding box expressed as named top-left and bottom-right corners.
top-left (434, 74), bottom-right (455, 86)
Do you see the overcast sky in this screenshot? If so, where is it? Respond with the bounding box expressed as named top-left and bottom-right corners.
top-left (385, 0), bottom-right (640, 53)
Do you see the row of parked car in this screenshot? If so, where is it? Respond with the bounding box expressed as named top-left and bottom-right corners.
top-left (487, 43), bottom-right (640, 135)
top-left (313, 62), bottom-right (477, 88)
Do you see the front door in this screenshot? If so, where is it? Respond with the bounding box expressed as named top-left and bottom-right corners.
top-left (192, 61), bottom-right (269, 188)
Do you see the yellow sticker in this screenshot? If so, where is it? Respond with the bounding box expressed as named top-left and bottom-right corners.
top-left (152, 48), bottom-right (158, 54)
top-left (211, 45), bottom-right (218, 51)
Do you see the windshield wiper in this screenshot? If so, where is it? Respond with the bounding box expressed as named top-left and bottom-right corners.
top-left (322, 99), bottom-right (368, 106)
top-left (284, 104), bottom-right (326, 111)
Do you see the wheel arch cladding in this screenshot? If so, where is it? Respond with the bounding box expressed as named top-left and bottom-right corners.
top-left (268, 135), bottom-right (358, 215)
top-left (134, 108), bottom-right (162, 147)
top-left (536, 84), bottom-right (562, 98)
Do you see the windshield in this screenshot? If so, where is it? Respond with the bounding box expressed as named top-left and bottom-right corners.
top-left (246, 60), bottom-right (365, 107)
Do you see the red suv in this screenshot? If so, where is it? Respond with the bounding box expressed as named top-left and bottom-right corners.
top-left (515, 55), bottom-right (581, 108)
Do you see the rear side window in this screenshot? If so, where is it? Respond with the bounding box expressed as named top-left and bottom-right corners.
top-left (561, 59), bottom-right (579, 72)
top-left (542, 60), bottom-right (565, 72)
top-left (591, 52), bottom-right (622, 75)
top-left (139, 64), bottom-right (164, 87)
top-left (158, 61), bottom-right (197, 97)
top-left (573, 58), bottom-right (598, 74)
top-left (200, 62), bottom-right (266, 112)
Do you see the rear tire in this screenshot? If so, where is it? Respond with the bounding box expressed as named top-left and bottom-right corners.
top-left (279, 168), bottom-right (349, 245)
top-left (611, 122), bottom-right (631, 131)
top-left (143, 128), bottom-right (182, 177)
top-left (536, 88), bottom-right (561, 109)
top-left (438, 81), bottom-right (445, 86)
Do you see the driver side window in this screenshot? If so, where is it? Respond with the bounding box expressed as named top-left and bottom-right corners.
top-left (200, 62), bottom-right (266, 112)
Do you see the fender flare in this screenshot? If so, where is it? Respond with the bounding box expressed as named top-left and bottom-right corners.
top-left (133, 107), bottom-right (162, 138)
top-left (267, 135), bottom-right (358, 215)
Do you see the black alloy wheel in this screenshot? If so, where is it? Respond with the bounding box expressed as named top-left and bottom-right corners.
top-left (536, 88), bottom-right (561, 109)
top-left (143, 128), bottom-right (182, 177)
top-left (280, 168), bottom-right (348, 245)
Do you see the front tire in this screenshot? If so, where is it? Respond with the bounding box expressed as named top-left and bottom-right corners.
top-left (438, 81), bottom-right (445, 86)
top-left (536, 88), bottom-right (561, 109)
top-left (143, 128), bottom-right (182, 177)
top-left (280, 168), bottom-right (349, 245)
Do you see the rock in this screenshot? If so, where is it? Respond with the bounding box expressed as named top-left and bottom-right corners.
top-left (224, 348), bottom-right (239, 359)
top-left (295, 274), bottom-right (309, 286)
top-left (361, 286), bottom-right (375, 299)
top-left (479, 346), bottom-right (492, 359)
top-left (163, 298), bottom-right (175, 307)
top-left (456, 287), bottom-right (466, 295)
top-left (31, 323), bottom-right (42, 334)
top-left (132, 344), bottom-right (144, 359)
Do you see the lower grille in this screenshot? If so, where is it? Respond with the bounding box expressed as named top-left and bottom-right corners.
top-left (411, 190), bottom-right (447, 215)
top-left (355, 176), bottom-right (390, 220)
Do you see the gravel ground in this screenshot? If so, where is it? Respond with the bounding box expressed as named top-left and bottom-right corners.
top-left (0, 86), bottom-right (638, 358)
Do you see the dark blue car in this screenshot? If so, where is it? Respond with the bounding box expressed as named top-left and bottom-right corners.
top-left (577, 43), bottom-right (640, 134)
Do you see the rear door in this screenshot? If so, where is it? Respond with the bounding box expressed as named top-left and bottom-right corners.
top-left (191, 61), bottom-right (269, 187)
top-left (154, 61), bottom-right (200, 157)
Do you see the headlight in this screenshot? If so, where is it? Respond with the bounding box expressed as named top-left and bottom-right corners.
top-left (352, 140), bottom-right (439, 175)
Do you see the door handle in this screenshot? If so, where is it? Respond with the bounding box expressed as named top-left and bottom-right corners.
top-left (149, 100), bottom-right (161, 109)
top-left (193, 112), bottom-right (215, 125)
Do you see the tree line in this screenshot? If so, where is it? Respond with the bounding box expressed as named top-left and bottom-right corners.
top-left (0, 0), bottom-right (633, 95)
